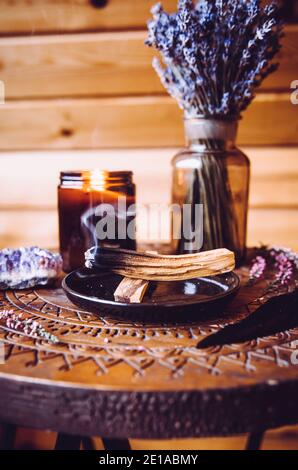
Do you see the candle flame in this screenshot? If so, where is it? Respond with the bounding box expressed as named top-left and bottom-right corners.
top-left (90, 169), bottom-right (106, 190)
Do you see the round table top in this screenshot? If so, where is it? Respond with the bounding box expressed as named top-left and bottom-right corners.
top-left (0, 251), bottom-right (297, 439)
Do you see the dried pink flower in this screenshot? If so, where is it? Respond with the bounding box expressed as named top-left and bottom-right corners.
top-left (273, 252), bottom-right (295, 286)
top-left (249, 255), bottom-right (267, 284)
top-left (0, 309), bottom-right (58, 344)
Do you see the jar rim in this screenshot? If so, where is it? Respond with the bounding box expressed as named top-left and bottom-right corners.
top-left (60, 170), bottom-right (133, 183)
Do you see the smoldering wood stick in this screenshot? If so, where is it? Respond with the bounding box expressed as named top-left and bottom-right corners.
top-left (89, 247), bottom-right (232, 267)
top-left (87, 248), bottom-right (235, 282)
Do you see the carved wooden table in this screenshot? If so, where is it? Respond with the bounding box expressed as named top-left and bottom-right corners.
top-left (0, 257), bottom-right (297, 450)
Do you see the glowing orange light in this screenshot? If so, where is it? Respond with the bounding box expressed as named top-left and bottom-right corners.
top-left (90, 169), bottom-right (106, 191)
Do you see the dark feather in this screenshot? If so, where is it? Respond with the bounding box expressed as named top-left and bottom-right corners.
top-left (197, 289), bottom-right (298, 349)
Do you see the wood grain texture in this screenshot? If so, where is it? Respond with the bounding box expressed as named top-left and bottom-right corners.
top-left (0, 148), bottom-right (296, 250)
top-left (0, 32), bottom-right (161, 98)
top-left (114, 277), bottom-right (149, 303)
top-left (0, 147), bottom-right (297, 249)
top-left (0, 148), bottom-right (297, 209)
top-left (0, 26), bottom-right (296, 99)
top-left (249, 148), bottom-right (298, 209)
top-left (0, 0), bottom-right (177, 34)
top-left (0, 0), bottom-right (294, 35)
top-left (0, 210), bottom-right (58, 249)
top-left (247, 209), bottom-right (298, 250)
top-left (0, 94), bottom-right (297, 150)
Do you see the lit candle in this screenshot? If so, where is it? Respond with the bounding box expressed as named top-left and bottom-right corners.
top-left (58, 170), bottom-right (136, 272)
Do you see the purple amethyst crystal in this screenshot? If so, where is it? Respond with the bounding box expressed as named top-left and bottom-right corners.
top-left (0, 247), bottom-right (62, 290)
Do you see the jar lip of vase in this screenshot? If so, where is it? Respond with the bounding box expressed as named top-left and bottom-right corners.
top-left (183, 113), bottom-right (241, 122)
top-left (184, 117), bottom-right (239, 143)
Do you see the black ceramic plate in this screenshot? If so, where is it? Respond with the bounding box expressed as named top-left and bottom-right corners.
top-left (62, 268), bottom-right (240, 323)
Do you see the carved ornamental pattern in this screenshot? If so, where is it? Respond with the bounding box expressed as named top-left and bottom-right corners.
top-left (0, 262), bottom-right (297, 389)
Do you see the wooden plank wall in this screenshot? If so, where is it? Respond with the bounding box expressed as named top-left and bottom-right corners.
top-left (0, 0), bottom-right (297, 252)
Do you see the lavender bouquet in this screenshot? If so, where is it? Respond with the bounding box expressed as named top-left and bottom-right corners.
top-left (146, 0), bottom-right (283, 118)
top-left (146, 0), bottom-right (283, 258)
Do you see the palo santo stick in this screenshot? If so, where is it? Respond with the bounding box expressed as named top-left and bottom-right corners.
top-left (114, 277), bottom-right (149, 304)
top-left (113, 250), bottom-right (156, 303)
top-left (87, 247), bottom-right (235, 282)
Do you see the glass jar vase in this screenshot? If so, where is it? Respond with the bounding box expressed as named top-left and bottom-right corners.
top-left (171, 118), bottom-right (250, 263)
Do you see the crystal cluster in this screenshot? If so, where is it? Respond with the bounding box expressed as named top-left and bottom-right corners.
top-left (0, 247), bottom-right (62, 290)
top-left (146, 0), bottom-right (284, 117)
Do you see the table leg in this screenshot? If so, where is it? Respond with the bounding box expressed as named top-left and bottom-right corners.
top-left (0, 422), bottom-right (17, 450)
top-left (81, 436), bottom-right (95, 450)
top-left (55, 433), bottom-right (82, 450)
top-left (245, 430), bottom-right (265, 450)
top-left (102, 438), bottom-right (131, 450)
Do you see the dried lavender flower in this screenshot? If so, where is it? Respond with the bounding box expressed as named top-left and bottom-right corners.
top-left (146, 0), bottom-right (284, 118)
top-left (248, 255), bottom-right (267, 285)
top-left (269, 247), bottom-right (297, 286)
top-left (0, 309), bottom-right (59, 344)
top-left (247, 246), bottom-right (297, 289)
top-left (274, 252), bottom-right (294, 285)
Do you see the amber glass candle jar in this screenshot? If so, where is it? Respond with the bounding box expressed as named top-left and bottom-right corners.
top-left (58, 170), bottom-right (136, 272)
